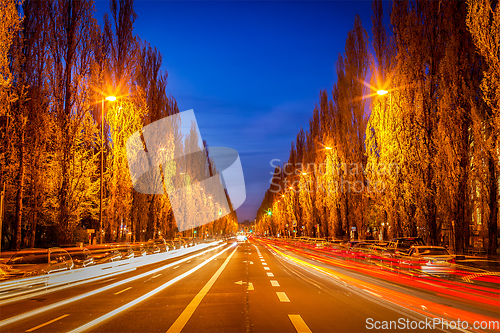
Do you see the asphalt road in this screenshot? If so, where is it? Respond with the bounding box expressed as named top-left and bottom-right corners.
top-left (0, 240), bottom-right (498, 333)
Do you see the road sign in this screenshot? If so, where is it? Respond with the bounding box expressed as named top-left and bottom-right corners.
top-left (86, 229), bottom-right (95, 234)
top-left (292, 221), bottom-right (297, 227)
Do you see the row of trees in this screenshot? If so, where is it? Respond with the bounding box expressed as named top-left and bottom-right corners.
top-left (0, 0), bottom-right (238, 250)
top-left (256, 0), bottom-right (499, 255)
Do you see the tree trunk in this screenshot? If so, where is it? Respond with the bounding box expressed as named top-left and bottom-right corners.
top-left (13, 128), bottom-right (25, 250)
top-left (487, 156), bottom-right (498, 255)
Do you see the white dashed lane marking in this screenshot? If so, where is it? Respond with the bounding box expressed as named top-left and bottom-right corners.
top-left (270, 280), bottom-right (280, 287)
top-left (276, 292), bottom-right (290, 302)
top-left (288, 315), bottom-right (312, 333)
top-left (114, 287), bottom-right (132, 295)
top-left (267, 273), bottom-right (274, 277)
top-left (25, 315), bottom-right (70, 332)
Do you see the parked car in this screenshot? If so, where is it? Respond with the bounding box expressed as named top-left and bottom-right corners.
top-left (404, 246), bottom-right (455, 275)
top-left (64, 247), bottom-right (95, 268)
top-left (131, 243), bottom-right (147, 257)
top-left (4, 248), bottom-right (74, 278)
top-left (182, 237), bottom-right (196, 247)
top-left (327, 239), bottom-right (343, 246)
top-left (173, 238), bottom-right (187, 248)
top-left (112, 244), bottom-right (134, 260)
top-left (145, 241), bottom-right (161, 254)
top-left (87, 245), bottom-right (123, 264)
top-left (311, 238), bottom-right (329, 248)
top-left (148, 238), bottom-right (169, 252)
top-left (386, 237), bottom-right (426, 257)
top-left (298, 237), bottom-right (312, 244)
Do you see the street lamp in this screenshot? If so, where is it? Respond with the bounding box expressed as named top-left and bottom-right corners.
top-left (100, 95), bottom-right (116, 244)
top-left (377, 90), bottom-right (388, 96)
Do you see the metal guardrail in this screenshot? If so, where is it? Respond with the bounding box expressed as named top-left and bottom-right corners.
top-left (0, 241), bottom-right (221, 302)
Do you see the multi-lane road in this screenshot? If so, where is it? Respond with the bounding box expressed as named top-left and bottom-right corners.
top-left (1, 239), bottom-right (499, 333)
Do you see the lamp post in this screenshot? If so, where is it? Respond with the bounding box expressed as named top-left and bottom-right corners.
top-left (377, 89), bottom-right (392, 117)
top-left (100, 95), bottom-right (116, 244)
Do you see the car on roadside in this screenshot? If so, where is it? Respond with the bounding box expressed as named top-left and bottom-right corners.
top-left (87, 245), bottom-right (123, 264)
top-left (385, 237), bottom-right (426, 257)
top-left (64, 247), bottom-right (95, 268)
top-left (4, 248), bottom-right (74, 278)
top-left (131, 243), bottom-right (147, 257)
top-left (173, 238), bottom-right (188, 248)
top-left (112, 244), bottom-right (134, 260)
top-left (402, 246), bottom-right (456, 276)
top-left (182, 237), bottom-right (196, 247)
top-left (148, 238), bottom-right (170, 253)
top-left (145, 241), bottom-right (161, 255)
top-left (311, 238), bottom-right (329, 248)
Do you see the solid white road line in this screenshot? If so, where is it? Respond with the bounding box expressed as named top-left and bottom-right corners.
top-left (114, 287), bottom-right (132, 295)
top-left (67, 245), bottom-right (235, 333)
top-left (276, 292), bottom-right (290, 302)
top-left (25, 314), bottom-right (70, 332)
top-left (270, 280), bottom-right (280, 287)
top-left (288, 315), bottom-right (312, 333)
top-left (166, 247), bottom-right (238, 333)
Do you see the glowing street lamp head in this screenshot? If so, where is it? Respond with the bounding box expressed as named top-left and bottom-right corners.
top-left (377, 90), bottom-right (388, 96)
top-left (105, 95), bottom-right (117, 102)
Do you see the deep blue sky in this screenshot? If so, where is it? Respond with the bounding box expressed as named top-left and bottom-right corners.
top-left (95, 0), bottom-right (377, 222)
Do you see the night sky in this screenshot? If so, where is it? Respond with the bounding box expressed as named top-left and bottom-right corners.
top-left (95, 0), bottom-right (376, 222)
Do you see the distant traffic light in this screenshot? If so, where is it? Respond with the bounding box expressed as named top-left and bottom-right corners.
top-left (267, 209), bottom-right (272, 216)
